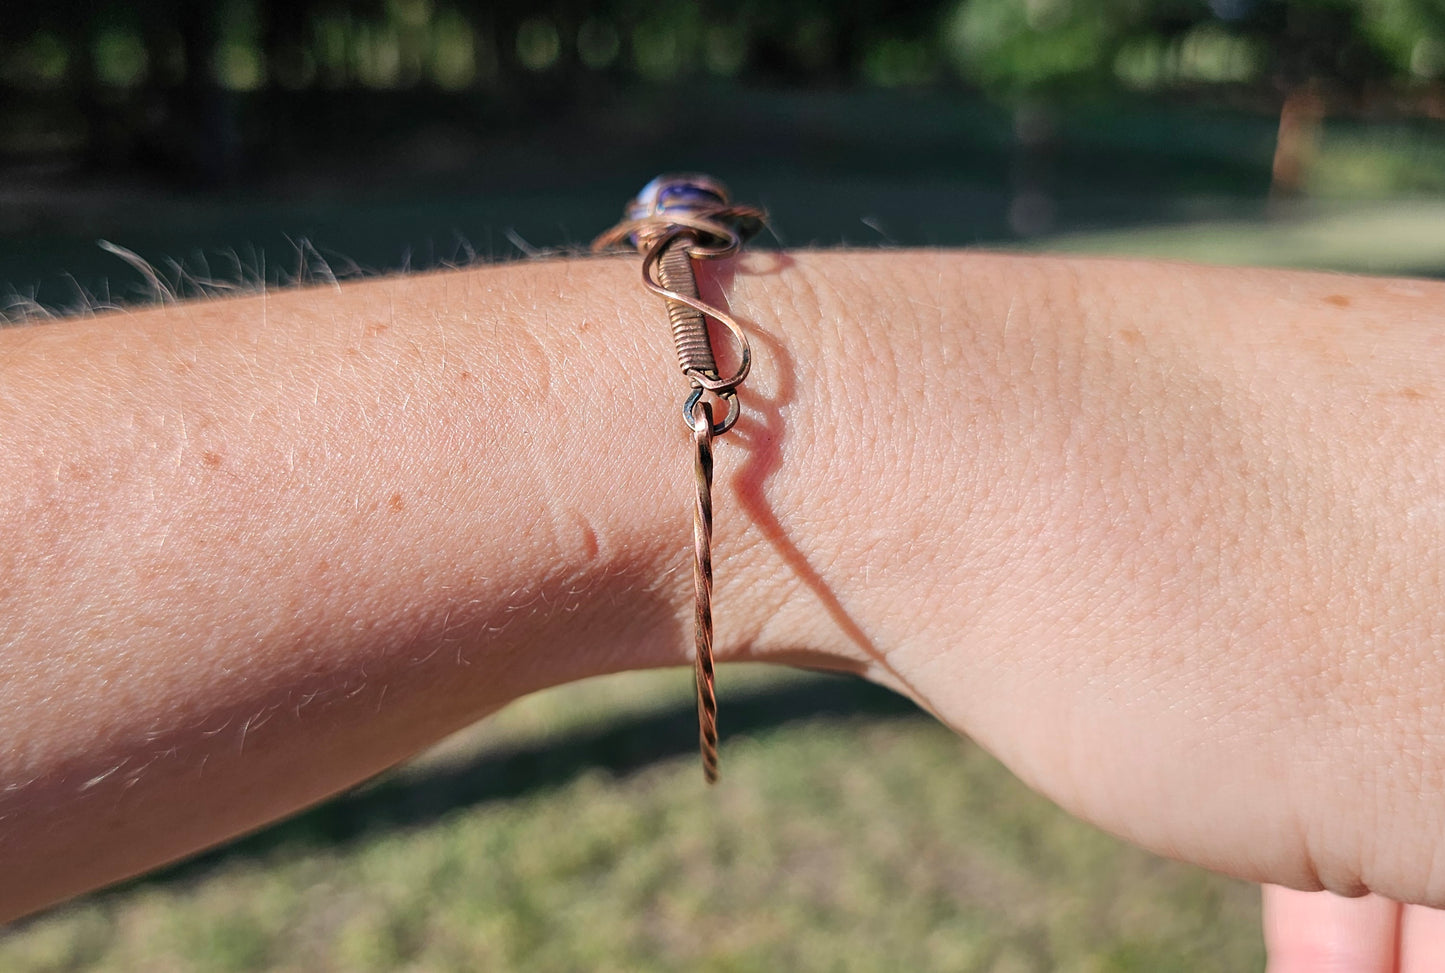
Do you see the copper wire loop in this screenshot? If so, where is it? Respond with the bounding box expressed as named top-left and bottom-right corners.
top-left (641, 232), bottom-right (752, 406)
top-left (592, 181), bottom-right (765, 428)
top-left (593, 175), bottom-right (765, 784)
top-left (683, 386), bottom-right (739, 438)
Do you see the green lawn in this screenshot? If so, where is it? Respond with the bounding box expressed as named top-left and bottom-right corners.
top-left (1031, 199), bottom-right (1445, 279)
top-left (2, 668), bottom-right (1264, 972)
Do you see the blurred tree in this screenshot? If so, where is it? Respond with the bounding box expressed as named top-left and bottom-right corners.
top-left (944, 0), bottom-right (1445, 97)
top-left (0, 0), bottom-right (1440, 185)
top-left (943, 0), bottom-right (1445, 192)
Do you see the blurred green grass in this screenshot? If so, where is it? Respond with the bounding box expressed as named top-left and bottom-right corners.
top-left (1, 668), bottom-right (1264, 972)
top-left (1030, 199), bottom-right (1445, 278)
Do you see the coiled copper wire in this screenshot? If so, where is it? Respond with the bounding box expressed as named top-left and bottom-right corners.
top-left (658, 239), bottom-right (720, 379)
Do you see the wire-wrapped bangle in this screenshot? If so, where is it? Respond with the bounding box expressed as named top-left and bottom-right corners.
top-left (593, 175), bottom-right (766, 784)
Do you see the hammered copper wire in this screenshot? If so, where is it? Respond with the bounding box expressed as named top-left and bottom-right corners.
top-left (592, 179), bottom-right (764, 784)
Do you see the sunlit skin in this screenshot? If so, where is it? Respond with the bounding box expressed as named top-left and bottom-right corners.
top-left (1, 252), bottom-right (1442, 966)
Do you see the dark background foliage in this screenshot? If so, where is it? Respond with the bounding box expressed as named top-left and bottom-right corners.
top-left (3, 0), bottom-right (1443, 307)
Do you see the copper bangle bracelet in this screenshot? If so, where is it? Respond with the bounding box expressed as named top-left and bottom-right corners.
top-left (592, 175), bottom-right (766, 783)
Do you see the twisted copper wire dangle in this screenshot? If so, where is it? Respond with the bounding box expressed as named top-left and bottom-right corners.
top-left (692, 401), bottom-right (719, 783)
top-left (593, 175), bottom-right (766, 783)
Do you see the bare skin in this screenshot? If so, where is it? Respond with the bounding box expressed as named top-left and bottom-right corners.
top-left (1, 251), bottom-right (1442, 966)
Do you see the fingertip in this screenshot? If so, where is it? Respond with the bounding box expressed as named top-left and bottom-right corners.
top-left (1263, 884), bottom-right (1401, 973)
top-left (1398, 902), bottom-right (1445, 973)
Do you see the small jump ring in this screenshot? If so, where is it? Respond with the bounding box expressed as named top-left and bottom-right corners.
top-left (685, 386), bottom-right (739, 436)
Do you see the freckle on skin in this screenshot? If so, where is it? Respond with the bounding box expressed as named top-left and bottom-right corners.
top-left (1398, 388), bottom-right (1426, 401)
top-left (1324, 294), bottom-right (1351, 308)
top-left (365, 323), bottom-right (389, 337)
top-left (1119, 328), bottom-right (1143, 346)
top-left (202, 451), bottom-right (223, 468)
top-left (388, 492), bottom-right (404, 512)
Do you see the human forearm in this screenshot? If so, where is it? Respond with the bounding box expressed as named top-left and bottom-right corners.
top-left (1, 251), bottom-right (1441, 920)
top-left (0, 258), bottom-right (703, 918)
